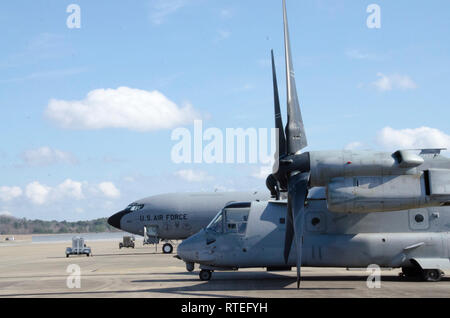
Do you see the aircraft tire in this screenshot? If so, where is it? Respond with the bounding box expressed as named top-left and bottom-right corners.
top-left (162, 243), bottom-right (173, 254)
top-left (199, 270), bottom-right (212, 281)
top-left (422, 269), bottom-right (443, 282)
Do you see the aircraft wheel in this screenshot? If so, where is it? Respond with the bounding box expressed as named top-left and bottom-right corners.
top-left (199, 270), bottom-right (212, 281)
top-left (66, 254), bottom-right (69, 258)
top-left (162, 243), bottom-right (173, 254)
top-left (422, 269), bottom-right (443, 282)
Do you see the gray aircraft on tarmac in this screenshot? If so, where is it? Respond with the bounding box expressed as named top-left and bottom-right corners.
top-left (107, 191), bottom-right (270, 253)
top-left (176, 0), bottom-right (450, 286)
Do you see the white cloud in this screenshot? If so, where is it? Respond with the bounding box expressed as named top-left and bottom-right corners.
top-left (25, 182), bottom-right (51, 205)
top-left (251, 165), bottom-right (272, 180)
top-left (150, 0), bottom-right (190, 25)
top-left (0, 211), bottom-right (13, 217)
top-left (377, 127), bottom-right (450, 150)
top-left (21, 147), bottom-right (78, 166)
top-left (346, 49), bottom-right (378, 60)
top-left (372, 73), bottom-right (417, 92)
top-left (56, 179), bottom-right (84, 200)
top-left (98, 182), bottom-right (121, 199)
top-left (45, 87), bottom-right (199, 132)
top-left (24, 179), bottom-right (120, 205)
top-left (174, 169), bottom-right (214, 182)
top-left (345, 142), bottom-right (365, 150)
top-left (0, 186), bottom-right (22, 202)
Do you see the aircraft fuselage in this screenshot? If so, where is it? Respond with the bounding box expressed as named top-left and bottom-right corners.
top-left (177, 195), bottom-right (450, 272)
top-left (108, 191), bottom-right (270, 240)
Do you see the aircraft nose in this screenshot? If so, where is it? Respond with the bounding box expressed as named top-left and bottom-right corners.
top-left (107, 210), bottom-right (124, 230)
top-left (177, 240), bottom-right (190, 260)
top-left (177, 231), bottom-right (216, 263)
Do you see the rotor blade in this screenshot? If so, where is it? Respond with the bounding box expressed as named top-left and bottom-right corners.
top-left (286, 172), bottom-right (309, 288)
top-left (271, 49), bottom-right (286, 158)
top-left (284, 197), bottom-right (294, 263)
top-left (283, 0), bottom-right (308, 154)
top-left (283, 171), bottom-right (307, 263)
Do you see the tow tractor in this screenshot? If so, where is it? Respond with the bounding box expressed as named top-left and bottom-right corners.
top-left (66, 237), bottom-right (91, 257)
top-left (119, 236), bottom-right (135, 249)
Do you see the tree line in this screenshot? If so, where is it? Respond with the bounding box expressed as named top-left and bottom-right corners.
top-left (0, 215), bottom-right (119, 235)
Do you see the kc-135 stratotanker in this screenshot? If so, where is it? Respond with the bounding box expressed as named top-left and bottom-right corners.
top-left (176, 0), bottom-right (450, 286)
top-left (108, 191), bottom-right (270, 253)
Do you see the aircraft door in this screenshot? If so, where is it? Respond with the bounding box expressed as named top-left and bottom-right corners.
top-left (146, 225), bottom-right (158, 237)
top-left (223, 207), bottom-right (250, 256)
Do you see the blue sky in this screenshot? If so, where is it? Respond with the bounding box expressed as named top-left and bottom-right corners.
top-left (1, 0), bottom-right (449, 221)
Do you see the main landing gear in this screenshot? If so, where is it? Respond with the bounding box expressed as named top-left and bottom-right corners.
top-left (422, 269), bottom-right (444, 282)
top-left (400, 266), bottom-right (444, 282)
top-left (199, 270), bottom-right (212, 281)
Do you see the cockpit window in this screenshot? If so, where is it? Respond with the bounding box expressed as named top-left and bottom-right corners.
top-left (207, 213), bottom-right (223, 233)
top-left (126, 203), bottom-right (144, 212)
top-left (207, 207), bottom-right (249, 235)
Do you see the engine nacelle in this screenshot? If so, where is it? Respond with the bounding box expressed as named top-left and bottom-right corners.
top-left (327, 175), bottom-right (425, 213)
top-left (309, 150), bottom-right (424, 187)
top-left (327, 172), bottom-right (450, 213)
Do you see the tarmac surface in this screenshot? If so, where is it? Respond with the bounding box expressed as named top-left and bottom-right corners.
top-left (0, 239), bottom-right (449, 298)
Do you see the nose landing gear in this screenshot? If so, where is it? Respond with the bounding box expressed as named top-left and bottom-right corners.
top-left (162, 243), bottom-right (173, 254)
top-left (400, 266), bottom-right (444, 282)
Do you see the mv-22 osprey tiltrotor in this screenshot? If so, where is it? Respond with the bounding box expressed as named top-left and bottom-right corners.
top-left (177, 0), bottom-right (450, 286)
